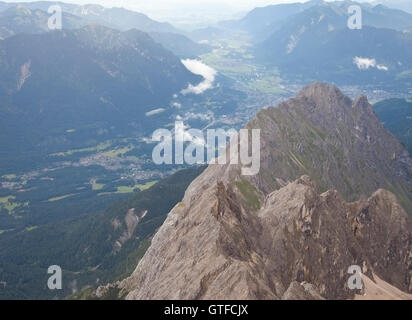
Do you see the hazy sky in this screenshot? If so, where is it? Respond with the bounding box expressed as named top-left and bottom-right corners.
top-left (1, 0), bottom-right (378, 26)
top-left (3, 0), bottom-right (376, 13)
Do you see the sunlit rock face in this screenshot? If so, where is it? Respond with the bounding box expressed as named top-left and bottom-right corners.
top-left (104, 83), bottom-right (412, 300)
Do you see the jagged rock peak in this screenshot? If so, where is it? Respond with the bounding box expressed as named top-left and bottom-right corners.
top-left (247, 82), bottom-right (412, 213)
top-left (297, 82), bottom-right (342, 99)
top-left (353, 94), bottom-right (371, 110)
top-left (296, 82), bottom-right (372, 113)
top-left (114, 175), bottom-right (411, 300)
top-left (98, 83), bottom-right (412, 300)
top-left (294, 82), bottom-right (351, 111)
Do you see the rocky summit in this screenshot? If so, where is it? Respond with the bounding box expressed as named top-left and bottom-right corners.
top-left (100, 83), bottom-right (412, 300)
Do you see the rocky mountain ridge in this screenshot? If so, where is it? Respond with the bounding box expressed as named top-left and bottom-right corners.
top-left (98, 83), bottom-right (412, 300)
top-left (115, 175), bottom-right (411, 299)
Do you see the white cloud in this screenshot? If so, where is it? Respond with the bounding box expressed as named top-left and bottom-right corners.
top-left (376, 64), bottom-right (389, 71)
top-left (181, 59), bottom-right (217, 95)
top-left (353, 57), bottom-right (388, 71)
top-left (171, 102), bottom-right (182, 109)
top-left (354, 57), bottom-right (376, 70)
top-left (145, 108), bottom-right (165, 116)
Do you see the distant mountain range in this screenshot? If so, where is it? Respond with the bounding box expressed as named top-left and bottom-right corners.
top-left (0, 2), bottom-right (211, 58)
top-left (0, 4), bottom-right (83, 39)
top-left (258, 25), bottom-right (412, 84)
top-left (373, 0), bottom-right (412, 14)
top-left (0, 1), bottom-right (180, 34)
top-left (217, 0), bottom-right (412, 85)
top-left (220, 0), bottom-right (322, 41)
top-left (255, 1), bottom-right (412, 85)
top-left (226, 0), bottom-right (412, 37)
top-left (0, 24), bottom-right (201, 160)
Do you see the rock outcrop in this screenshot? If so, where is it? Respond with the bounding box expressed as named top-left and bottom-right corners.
top-left (118, 175), bottom-right (411, 299)
top-left (246, 82), bottom-right (412, 213)
top-left (109, 83), bottom-right (412, 300)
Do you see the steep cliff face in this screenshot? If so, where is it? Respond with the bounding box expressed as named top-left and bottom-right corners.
top-left (117, 175), bottom-right (411, 300)
top-left (105, 83), bottom-right (412, 300)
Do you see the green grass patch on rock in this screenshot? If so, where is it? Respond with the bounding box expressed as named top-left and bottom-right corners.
top-left (234, 178), bottom-right (261, 210)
